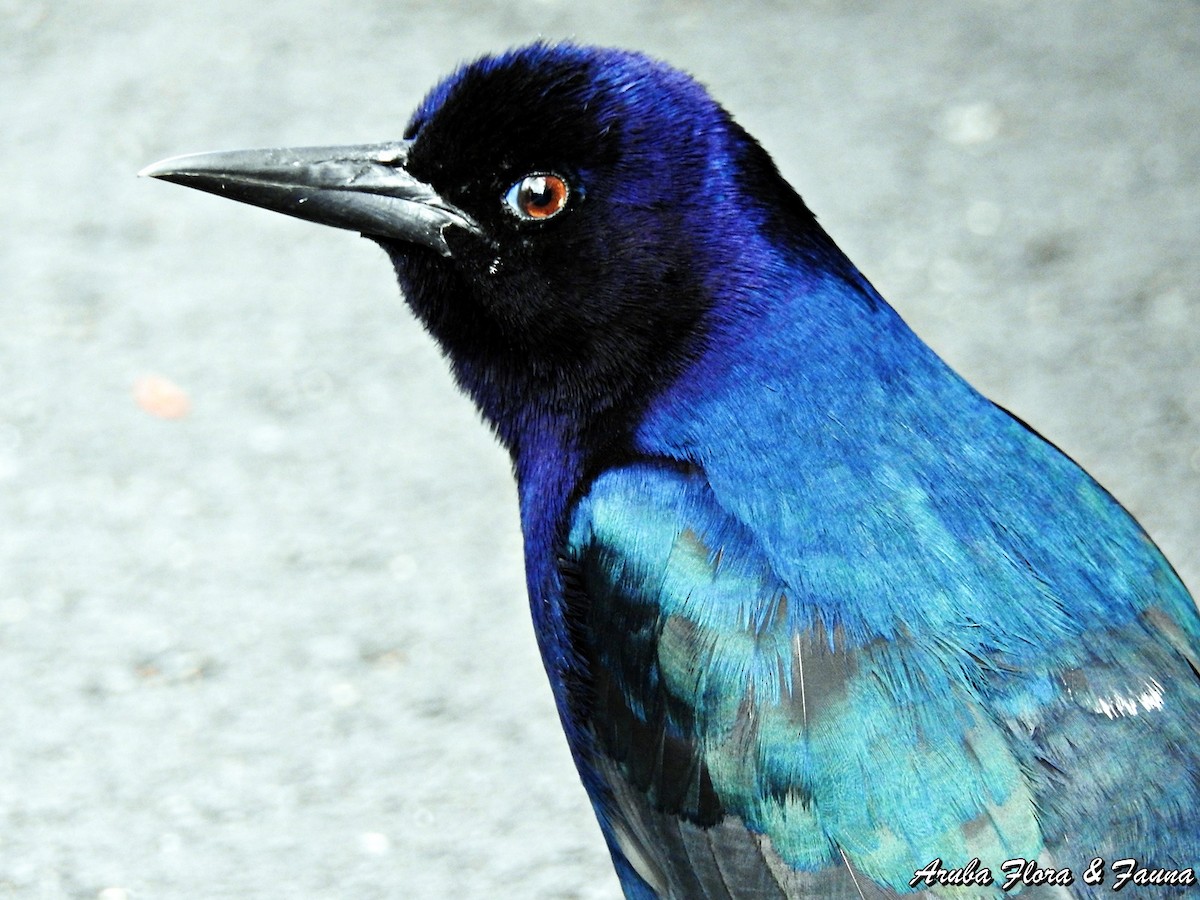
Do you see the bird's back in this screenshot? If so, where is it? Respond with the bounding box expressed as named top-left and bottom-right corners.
top-left (559, 272), bottom-right (1200, 897)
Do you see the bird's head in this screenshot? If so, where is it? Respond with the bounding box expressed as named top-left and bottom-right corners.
top-left (143, 44), bottom-right (833, 457)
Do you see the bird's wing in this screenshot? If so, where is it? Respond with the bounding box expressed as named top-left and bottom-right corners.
top-left (988, 600), bottom-right (1200, 869)
top-left (563, 460), bottom-right (1200, 899)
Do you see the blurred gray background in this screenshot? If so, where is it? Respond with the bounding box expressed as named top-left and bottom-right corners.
top-left (1, 1), bottom-right (1197, 897)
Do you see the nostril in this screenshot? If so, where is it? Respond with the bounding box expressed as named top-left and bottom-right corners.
top-left (375, 143), bottom-right (411, 167)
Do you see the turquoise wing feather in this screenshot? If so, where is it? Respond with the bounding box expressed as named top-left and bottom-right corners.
top-left (565, 460), bottom-right (1200, 898)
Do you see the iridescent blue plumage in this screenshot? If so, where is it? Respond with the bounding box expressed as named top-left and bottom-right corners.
top-left (565, 268), bottom-right (1200, 895)
top-left (145, 41), bottom-right (1200, 899)
top-left (423, 45), bottom-right (1200, 899)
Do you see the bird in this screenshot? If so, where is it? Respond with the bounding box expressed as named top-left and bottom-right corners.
top-left (142, 43), bottom-right (1200, 899)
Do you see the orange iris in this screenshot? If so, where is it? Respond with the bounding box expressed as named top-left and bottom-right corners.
top-left (517, 174), bottom-right (568, 219)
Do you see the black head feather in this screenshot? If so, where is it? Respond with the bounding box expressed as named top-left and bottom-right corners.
top-left (382, 44), bottom-right (826, 457)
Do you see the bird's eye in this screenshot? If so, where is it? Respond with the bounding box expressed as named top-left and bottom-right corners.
top-left (503, 173), bottom-right (570, 221)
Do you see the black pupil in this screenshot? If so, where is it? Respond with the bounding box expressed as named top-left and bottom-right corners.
top-left (523, 177), bottom-right (554, 209)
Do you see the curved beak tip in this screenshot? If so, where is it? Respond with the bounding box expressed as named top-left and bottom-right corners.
top-left (138, 151), bottom-right (210, 180)
top-left (137, 159), bottom-right (170, 179)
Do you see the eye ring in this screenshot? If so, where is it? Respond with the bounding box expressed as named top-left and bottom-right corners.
top-left (503, 173), bottom-right (570, 221)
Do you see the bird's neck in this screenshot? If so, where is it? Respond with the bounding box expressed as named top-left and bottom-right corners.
top-left (635, 241), bottom-right (975, 454)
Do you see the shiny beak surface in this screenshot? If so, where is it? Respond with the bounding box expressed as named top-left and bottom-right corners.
top-left (140, 142), bottom-right (479, 257)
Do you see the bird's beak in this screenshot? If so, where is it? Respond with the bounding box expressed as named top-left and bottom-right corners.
top-left (139, 142), bottom-right (480, 258)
